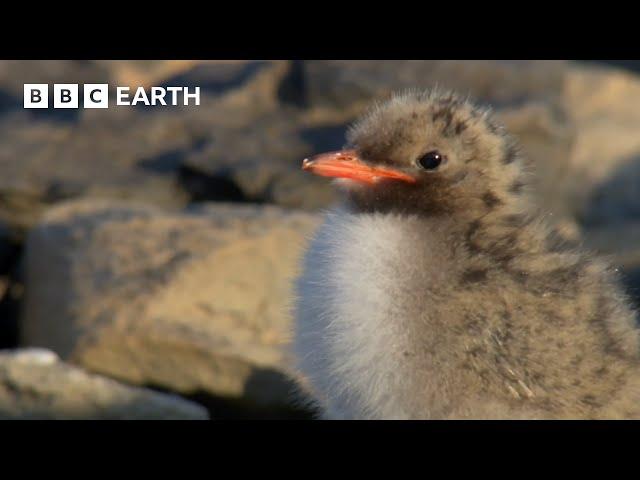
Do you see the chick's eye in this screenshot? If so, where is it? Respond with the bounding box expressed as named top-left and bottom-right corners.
top-left (417, 151), bottom-right (445, 170)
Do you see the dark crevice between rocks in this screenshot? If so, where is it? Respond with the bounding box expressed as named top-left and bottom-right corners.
top-left (162, 61), bottom-right (271, 96)
top-left (43, 180), bottom-right (87, 204)
top-left (138, 138), bottom-right (209, 175)
top-left (0, 89), bottom-right (20, 116)
top-left (0, 289), bottom-right (20, 349)
top-left (138, 139), bottom-right (261, 205)
top-left (0, 88), bottom-right (80, 123)
top-left (177, 390), bottom-right (316, 420)
top-left (0, 237), bottom-right (24, 350)
top-left (137, 150), bottom-right (186, 175)
top-left (27, 108), bottom-right (81, 124)
top-left (620, 268), bottom-right (640, 317)
top-left (298, 123), bottom-right (349, 153)
top-left (588, 60), bottom-right (640, 75)
top-left (580, 155), bottom-right (640, 228)
top-left (178, 165), bottom-right (256, 204)
top-left (277, 60), bottom-right (307, 108)
top-left (144, 368), bottom-right (318, 420)
top-left (132, 61), bottom-right (272, 114)
top-left (0, 90), bottom-right (78, 123)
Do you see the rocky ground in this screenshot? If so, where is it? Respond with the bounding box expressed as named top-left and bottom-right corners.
top-left (1, 60), bottom-right (640, 419)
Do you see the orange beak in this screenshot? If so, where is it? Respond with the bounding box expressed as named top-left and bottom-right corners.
top-left (302, 150), bottom-right (416, 185)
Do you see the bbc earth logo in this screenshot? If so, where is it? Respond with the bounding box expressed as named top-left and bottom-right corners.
top-left (23, 84), bottom-right (201, 109)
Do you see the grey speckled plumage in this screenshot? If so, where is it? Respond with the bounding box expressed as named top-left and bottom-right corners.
top-left (292, 89), bottom-right (640, 419)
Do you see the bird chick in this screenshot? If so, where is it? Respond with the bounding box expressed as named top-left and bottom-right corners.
top-left (292, 89), bottom-right (640, 419)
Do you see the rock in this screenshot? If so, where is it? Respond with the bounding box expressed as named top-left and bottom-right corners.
top-left (180, 108), bottom-right (341, 210)
top-left (560, 63), bottom-right (640, 307)
top-left (95, 60), bottom-right (208, 89)
top-left (0, 60), bottom-right (283, 110)
top-left (0, 348), bottom-right (208, 419)
top-left (0, 61), bottom-right (111, 120)
top-left (0, 109), bottom-right (193, 236)
top-left (588, 60), bottom-right (640, 74)
top-left (21, 200), bottom-right (320, 409)
top-left (158, 61), bottom-right (275, 95)
top-left (175, 60), bottom-right (292, 131)
top-left (582, 154), bottom-right (640, 226)
top-left (0, 61), bottom-right (295, 236)
top-left (0, 220), bottom-right (13, 272)
top-left (0, 60), bottom-right (580, 233)
top-left (298, 60), bottom-right (568, 112)
top-left (0, 61), bottom-right (109, 98)
top-left (564, 62), bottom-right (640, 216)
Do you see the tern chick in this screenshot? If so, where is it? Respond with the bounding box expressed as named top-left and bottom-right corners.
top-left (292, 89), bottom-right (640, 419)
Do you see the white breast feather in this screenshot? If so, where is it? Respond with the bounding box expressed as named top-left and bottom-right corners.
top-left (293, 208), bottom-right (437, 419)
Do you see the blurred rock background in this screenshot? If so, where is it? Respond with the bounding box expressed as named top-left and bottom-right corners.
top-left (1, 60), bottom-right (639, 419)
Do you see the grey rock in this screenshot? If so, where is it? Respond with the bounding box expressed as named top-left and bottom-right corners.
top-left (21, 199), bottom-right (320, 408)
top-left (181, 109), bottom-right (341, 210)
top-left (564, 63), bottom-right (640, 216)
top-left (0, 109), bottom-right (194, 236)
top-left (582, 155), bottom-right (640, 226)
top-left (0, 61), bottom-right (110, 99)
top-left (0, 61), bottom-right (294, 236)
top-left (0, 348), bottom-right (208, 419)
top-left (0, 61), bottom-right (111, 119)
top-left (562, 63), bottom-right (640, 305)
top-left (157, 61), bottom-right (275, 96)
top-left (300, 60), bottom-right (568, 111)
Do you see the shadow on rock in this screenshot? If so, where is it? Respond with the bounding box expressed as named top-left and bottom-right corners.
top-left (582, 154), bottom-right (640, 227)
top-left (620, 268), bottom-right (640, 315)
top-left (579, 154), bottom-right (640, 312)
top-left (131, 61), bottom-right (273, 114)
top-left (137, 139), bottom-right (256, 204)
top-left (0, 224), bottom-right (22, 349)
top-left (162, 62), bottom-right (271, 96)
top-left (277, 60), bottom-right (307, 107)
top-left (178, 164), bottom-right (251, 203)
top-left (145, 367), bottom-right (318, 420)
top-left (298, 123), bottom-right (349, 153)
